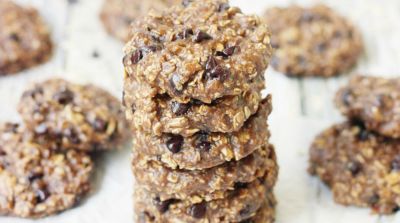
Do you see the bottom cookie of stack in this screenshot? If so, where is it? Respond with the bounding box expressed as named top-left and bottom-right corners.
top-left (134, 177), bottom-right (276, 223)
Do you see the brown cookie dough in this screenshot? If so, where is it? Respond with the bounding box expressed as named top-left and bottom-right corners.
top-left (0, 0), bottom-right (52, 75)
top-left (100, 0), bottom-right (181, 42)
top-left (309, 122), bottom-right (400, 214)
top-left (123, 0), bottom-right (272, 103)
top-left (132, 97), bottom-right (271, 170)
top-left (134, 176), bottom-right (274, 223)
top-left (245, 198), bottom-right (276, 223)
top-left (335, 75), bottom-right (400, 138)
top-left (18, 78), bottom-right (129, 152)
top-left (132, 145), bottom-right (277, 201)
top-left (0, 123), bottom-right (93, 218)
top-left (264, 4), bottom-right (363, 77)
top-left (124, 74), bottom-right (265, 137)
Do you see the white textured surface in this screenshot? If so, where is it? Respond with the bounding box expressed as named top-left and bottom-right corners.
top-left (1, 0), bottom-right (400, 222)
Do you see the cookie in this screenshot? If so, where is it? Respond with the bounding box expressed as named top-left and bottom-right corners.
top-left (124, 74), bottom-right (265, 136)
top-left (335, 75), bottom-right (400, 138)
top-left (247, 199), bottom-right (276, 223)
top-left (0, 123), bottom-right (93, 218)
top-left (123, 0), bottom-right (272, 103)
top-left (309, 122), bottom-right (400, 214)
top-left (100, 0), bottom-right (181, 42)
top-left (132, 145), bottom-right (277, 201)
top-left (132, 98), bottom-right (271, 170)
top-left (134, 176), bottom-right (273, 223)
top-left (264, 5), bottom-right (363, 77)
top-left (18, 78), bottom-right (129, 152)
top-left (0, 0), bottom-right (52, 75)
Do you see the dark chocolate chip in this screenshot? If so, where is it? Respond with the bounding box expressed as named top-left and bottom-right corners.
top-left (207, 65), bottom-right (229, 80)
top-left (142, 45), bottom-right (160, 54)
top-left (28, 172), bottom-right (44, 182)
top-left (64, 128), bottom-right (81, 144)
top-left (9, 33), bottom-right (20, 42)
top-left (130, 50), bottom-right (143, 64)
top-left (218, 3), bottom-right (230, 12)
top-left (391, 155), bottom-right (400, 172)
top-left (166, 134), bottom-right (184, 153)
top-left (368, 194), bottom-right (380, 205)
top-left (92, 118), bottom-right (107, 132)
top-left (35, 188), bottom-right (50, 203)
top-left (53, 88), bottom-right (74, 105)
top-left (239, 204), bottom-right (252, 217)
top-left (347, 161), bottom-right (362, 176)
top-left (205, 56), bottom-right (218, 71)
top-left (357, 128), bottom-right (370, 141)
top-left (176, 29), bottom-right (194, 40)
top-left (216, 46), bottom-right (236, 58)
top-left (182, 0), bottom-right (193, 7)
top-left (234, 182), bottom-right (248, 190)
top-left (171, 101), bottom-right (191, 116)
top-left (193, 31), bottom-right (212, 43)
top-left (239, 219), bottom-right (255, 223)
top-left (392, 206), bottom-right (400, 213)
top-left (34, 124), bottom-right (48, 135)
top-left (154, 197), bottom-right (174, 213)
top-left (195, 132), bottom-right (211, 151)
top-left (189, 202), bottom-right (207, 219)
top-left (0, 146), bottom-right (6, 156)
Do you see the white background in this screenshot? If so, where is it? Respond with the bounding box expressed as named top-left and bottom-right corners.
top-left (1, 0), bottom-right (400, 222)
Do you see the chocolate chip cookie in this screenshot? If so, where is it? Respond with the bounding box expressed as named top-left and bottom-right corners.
top-left (247, 198), bottom-right (276, 223)
top-left (124, 74), bottom-right (265, 136)
top-left (336, 75), bottom-right (400, 138)
top-left (0, 123), bottom-right (93, 218)
top-left (264, 5), bottom-right (363, 77)
top-left (123, 0), bottom-right (272, 103)
top-left (309, 122), bottom-right (400, 214)
top-left (134, 176), bottom-right (273, 223)
top-left (132, 97), bottom-right (271, 170)
top-left (132, 145), bottom-right (277, 201)
top-left (0, 0), bottom-right (52, 75)
top-left (18, 79), bottom-right (129, 152)
top-left (100, 0), bottom-right (181, 42)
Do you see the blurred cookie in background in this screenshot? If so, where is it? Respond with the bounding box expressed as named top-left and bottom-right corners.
top-left (100, 0), bottom-right (181, 42)
top-left (0, 0), bottom-right (53, 75)
top-left (264, 4), bottom-right (363, 77)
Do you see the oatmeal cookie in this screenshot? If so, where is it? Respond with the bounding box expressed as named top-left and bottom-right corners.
top-left (264, 4), bottom-right (363, 77)
top-left (335, 76), bottom-right (400, 138)
top-left (132, 98), bottom-right (271, 170)
top-left (0, 123), bottom-right (93, 218)
top-left (248, 199), bottom-right (277, 223)
top-left (100, 0), bottom-right (181, 42)
top-left (134, 176), bottom-right (274, 223)
top-left (123, 0), bottom-right (272, 103)
top-left (124, 74), bottom-right (265, 136)
top-left (309, 122), bottom-right (400, 214)
top-left (18, 78), bottom-right (129, 152)
top-left (0, 0), bottom-right (52, 75)
top-left (132, 145), bottom-right (277, 201)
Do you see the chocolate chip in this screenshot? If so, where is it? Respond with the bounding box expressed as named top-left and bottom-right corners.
top-left (205, 56), bottom-right (229, 80)
top-left (176, 29), bottom-right (194, 40)
top-left (64, 128), bottom-right (81, 144)
top-left (130, 50), bottom-right (143, 64)
top-left (189, 202), bottom-right (207, 219)
top-left (171, 101), bottom-right (191, 116)
top-left (92, 118), bottom-right (107, 132)
top-left (234, 182), bottom-right (248, 190)
top-left (9, 33), bottom-right (20, 42)
top-left (34, 124), bottom-right (48, 135)
top-left (218, 3), bottom-right (230, 12)
top-left (216, 46), bottom-right (236, 58)
top-left (195, 132), bottom-right (211, 151)
top-left (169, 73), bottom-right (182, 93)
top-left (392, 206), bottom-right (400, 213)
top-left (239, 204), bottom-right (252, 217)
top-left (391, 155), bottom-right (400, 172)
top-left (182, 0), bottom-right (193, 7)
top-left (0, 146), bottom-right (6, 156)
top-left (239, 219), bottom-right (255, 223)
top-left (53, 88), bottom-right (74, 105)
top-left (357, 128), bottom-right (370, 141)
top-left (35, 188), bottom-right (50, 203)
top-left (205, 56), bottom-right (218, 71)
top-left (28, 172), bottom-right (44, 182)
top-left (347, 161), bottom-right (362, 176)
top-left (154, 197), bottom-right (175, 213)
top-left (193, 31), bottom-right (212, 43)
top-left (166, 134), bottom-right (184, 153)
top-left (142, 45), bottom-right (160, 54)
top-left (368, 194), bottom-right (380, 205)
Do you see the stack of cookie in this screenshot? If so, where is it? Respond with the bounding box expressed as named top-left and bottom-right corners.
top-left (309, 76), bottom-right (400, 214)
top-left (123, 0), bottom-right (278, 222)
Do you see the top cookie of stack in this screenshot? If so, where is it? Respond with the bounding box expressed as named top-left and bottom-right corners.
top-left (123, 0), bottom-right (272, 137)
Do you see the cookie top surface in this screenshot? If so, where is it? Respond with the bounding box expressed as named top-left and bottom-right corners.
top-left (100, 0), bottom-right (181, 42)
top-left (264, 4), bottom-right (363, 77)
top-left (123, 0), bottom-right (272, 103)
top-left (309, 122), bottom-right (400, 214)
top-left (0, 123), bottom-right (93, 218)
top-left (0, 0), bottom-right (52, 75)
top-left (336, 75), bottom-right (400, 138)
top-left (18, 78), bottom-right (129, 152)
